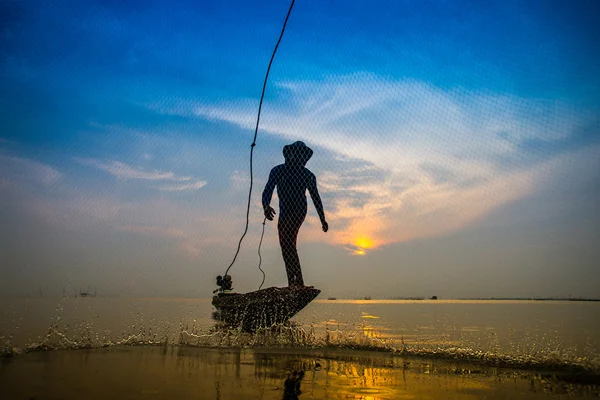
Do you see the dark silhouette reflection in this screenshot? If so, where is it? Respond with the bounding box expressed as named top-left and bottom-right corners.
top-left (263, 141), bottom-right (328, 286)
top-left (282, 370), bottom-right (304, 400)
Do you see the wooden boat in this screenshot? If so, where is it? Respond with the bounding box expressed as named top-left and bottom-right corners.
top-left (212, 286), bottom-right (320, 331)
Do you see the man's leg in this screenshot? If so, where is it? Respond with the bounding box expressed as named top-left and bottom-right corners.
top-left (278, 215), bottom-right (305, 286)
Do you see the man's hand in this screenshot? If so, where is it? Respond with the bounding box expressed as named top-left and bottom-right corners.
top-left (321, 220), bottom-right (329, 232)
top-left (264, 206), bottom-right (276, 221)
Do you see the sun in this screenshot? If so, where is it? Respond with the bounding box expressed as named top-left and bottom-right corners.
top-left (355, 237), bottom-right (373, 249)
top-left (351, 236), bottom-right (374, 255)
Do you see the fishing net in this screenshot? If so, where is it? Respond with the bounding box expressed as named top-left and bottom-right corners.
top-left (0, 0), bottom-right (597, 300)
top-left (213, 1), bottom-right (599, 299)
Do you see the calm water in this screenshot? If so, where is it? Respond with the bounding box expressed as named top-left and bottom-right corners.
top-left (1, 297), bottom-right (599, 398)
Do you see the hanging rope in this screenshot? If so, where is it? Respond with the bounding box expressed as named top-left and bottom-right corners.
top-left (257, 216), bottom-right (267, 290)
top-left (223, 0), bottom-right (297, 279)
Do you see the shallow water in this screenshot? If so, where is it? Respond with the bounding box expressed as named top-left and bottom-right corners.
top-left (1, 347), bottom-right (598, 399)
top-left (0, 297), bottom-right (599, 398)
top-left (2, 298), bottom-right (598, 367)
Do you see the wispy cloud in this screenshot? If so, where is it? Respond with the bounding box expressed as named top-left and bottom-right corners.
top-left (190, 74), bottom-right (587, 167)
top-left (157, 181), bottom-right (207, 191)
top-left (0, 148), bottom-right (235, 259)
top-left (77, 158), bottom-right (190, 181)
top-left (0, 159), bottom-right (213, 258)
top-left (156, 73), bottom-right (593, 250)
top-left (0, 154), bottom-right (125, 228)
top-left (230, 170), bottom-right (250, 187)
top-left (77, 158), bottom-right (207, 191)
top-left (0, 155), bottom-right (62, 187)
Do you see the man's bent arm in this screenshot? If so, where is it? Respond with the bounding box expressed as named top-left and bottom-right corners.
top-left (308, 175), bottom-right (326, 223)
top-left (262, 168), bottom-right (277, 210)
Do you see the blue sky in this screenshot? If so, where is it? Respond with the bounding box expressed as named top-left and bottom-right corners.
top-left (1, 0), bottom-right (599, 298)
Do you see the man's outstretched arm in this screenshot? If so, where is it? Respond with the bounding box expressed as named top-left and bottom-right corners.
top-left (262, 168), bottom-right (278, 221)
top-left (308, 175), bottom-right (328, 232)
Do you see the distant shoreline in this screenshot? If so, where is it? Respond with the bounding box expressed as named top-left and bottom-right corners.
top-left (457, 298), bottom-right (600, 302)
top-left (327, 297), bottom-right (600, 302)
top-left (1, 295), bottom-right (599, 302)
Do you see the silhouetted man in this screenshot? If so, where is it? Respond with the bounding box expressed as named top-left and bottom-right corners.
top-left (262, 141), bottom-right (328, 287)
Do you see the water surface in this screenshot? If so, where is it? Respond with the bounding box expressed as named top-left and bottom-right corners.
top-left (1, 297), bottom-right (599, 398)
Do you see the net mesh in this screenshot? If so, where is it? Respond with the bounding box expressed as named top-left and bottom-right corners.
top-left (0, 0), bottom-right (598, 300)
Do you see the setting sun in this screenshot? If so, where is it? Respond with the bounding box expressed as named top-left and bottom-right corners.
top-left (355, 237), bottom-right (373, 249)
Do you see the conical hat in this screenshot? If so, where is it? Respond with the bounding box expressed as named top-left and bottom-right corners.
top-left (283, 141), bottom-right (313, 163)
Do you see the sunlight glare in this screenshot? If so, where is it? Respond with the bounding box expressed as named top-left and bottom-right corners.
top-left (355, 237), bottom-right (373, 249)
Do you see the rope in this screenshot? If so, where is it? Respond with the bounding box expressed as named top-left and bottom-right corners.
top-left (257, 216), bottom-right (267, 290)
top-left (223, 0), bottom-right (297, 279)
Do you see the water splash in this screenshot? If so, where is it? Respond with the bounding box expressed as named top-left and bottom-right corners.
top-left (1, 298), bottom-right (598, 379)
